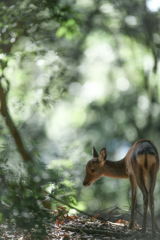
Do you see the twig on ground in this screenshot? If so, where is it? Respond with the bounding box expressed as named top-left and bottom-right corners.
top-left (61, 226), bottom-right (132, 238)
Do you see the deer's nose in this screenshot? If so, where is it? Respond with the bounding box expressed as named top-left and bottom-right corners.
top-left (83, 181), bottom-right (90, 187)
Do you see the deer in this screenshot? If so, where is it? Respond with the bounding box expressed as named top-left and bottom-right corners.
top-left (83, 139), bottom-right (159, 237)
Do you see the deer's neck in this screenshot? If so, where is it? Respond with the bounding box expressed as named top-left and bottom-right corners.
top-left (103, 158), bottom-right (128, 179)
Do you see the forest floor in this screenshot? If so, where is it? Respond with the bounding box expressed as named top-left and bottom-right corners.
top-left (0, 206), bottom-right (159, 239)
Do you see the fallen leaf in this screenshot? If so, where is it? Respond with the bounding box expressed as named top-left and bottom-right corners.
top-left (92, 214), bottom-right (99, 219)
top-left (62, 233), bottom-right (69, 237)
top-left (68, 215), bottom-right (78, 219)
top-left (116, 219), bottom-right (122, 223)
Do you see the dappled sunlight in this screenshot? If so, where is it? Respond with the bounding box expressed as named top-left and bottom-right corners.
top-left (36, 73), bottom-right (50, 86)
top-left (134, 110), bottom-right (148, 129)
top-left (100, 3), bottom-right (114, 14)
top-left (125, 126), bottom-right (138, 142)
top-left (68, 82), bottom-right (82, 96)
top-left (45, 101), bottom-right (87, 142)
top-left (81, 81), bottom-right (107, 103)
top-left (116, 78), bottom-right (130, 92)
top-left (125, 16), bottom-right (138, 27)
top-left (138, 95), bottom-right (150, 111)
top-left (146, 0), bottom-right (160, 12)
top-left (84, 43), bottom-right (115, 64)
top-left (143, 55), bottom-right (154, 72)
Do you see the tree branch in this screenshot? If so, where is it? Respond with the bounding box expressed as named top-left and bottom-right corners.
top-left (0, 79), bottom-right (32, 162)
top-left (48, 192), bottom-right (94, 218)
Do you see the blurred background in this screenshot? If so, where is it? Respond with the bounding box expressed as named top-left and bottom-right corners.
top-left (0, 0), bottom-right (160, 230)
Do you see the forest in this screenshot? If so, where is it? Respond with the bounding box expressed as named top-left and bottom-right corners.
top-left (0, 0), bottom-right (160, 239)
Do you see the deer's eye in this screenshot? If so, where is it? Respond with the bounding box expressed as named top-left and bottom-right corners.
top-left (91, 169), bottom-right (95, 173)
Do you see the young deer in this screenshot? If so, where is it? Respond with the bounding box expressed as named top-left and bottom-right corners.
top-left (83, 140), bottom-right (159, 236)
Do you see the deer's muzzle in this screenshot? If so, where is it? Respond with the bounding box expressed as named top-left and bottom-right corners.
top-left (83, 181), bottom-right (91, 187)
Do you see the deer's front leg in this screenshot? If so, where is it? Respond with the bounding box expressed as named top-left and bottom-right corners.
top-left (129, 176), bottom-right (137, 229)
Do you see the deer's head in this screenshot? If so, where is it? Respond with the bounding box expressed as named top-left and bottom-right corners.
top-left (83, 147), bottom-right (107, 187)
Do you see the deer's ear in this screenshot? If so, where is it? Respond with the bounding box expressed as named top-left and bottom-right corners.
top-left (99, 148), bottom-right (107, 162)
top-left (92, 146), bottom-right (99, 158)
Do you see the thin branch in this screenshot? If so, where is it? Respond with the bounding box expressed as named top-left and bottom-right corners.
top-left (5, 78), bottom-right (10, 95)
top-left (48, 192), bottom-right (94, 218)
top-left (135, 209), bottom-right (143, 218)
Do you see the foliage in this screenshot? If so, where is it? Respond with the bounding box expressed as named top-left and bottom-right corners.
top-left (0, 0), bottom-right (160, 236)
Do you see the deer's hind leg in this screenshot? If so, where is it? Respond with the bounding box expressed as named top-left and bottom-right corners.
top-left (129, 175), bottom-right (137, 229)
top-left (148, 164), bottom-right (158, 236)
top-left (135, 167), bottom-right (148, 233)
